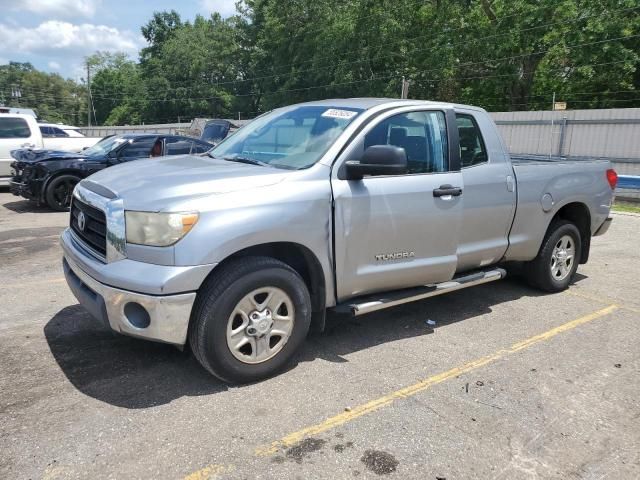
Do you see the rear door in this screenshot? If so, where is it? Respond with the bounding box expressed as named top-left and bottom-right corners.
top-left (0, 117), bottom-right (39, 177)
top-left (455, 110), bottom-right (516, 271)
top-left (332, 107), bottom-right (463, 301)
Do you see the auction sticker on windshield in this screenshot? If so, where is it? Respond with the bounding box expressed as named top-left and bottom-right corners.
top-left (322, 108), bottom-right (358, 119)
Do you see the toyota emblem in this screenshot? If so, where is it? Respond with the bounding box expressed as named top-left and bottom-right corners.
top-left (78, 211), bottom-right (86, 231)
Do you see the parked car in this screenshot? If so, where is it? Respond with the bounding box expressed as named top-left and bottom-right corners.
top-left (0, 113), bottom-right (101, 184)
top-left (0, 107), bottom-right (38, 117)
top-left (60, 98), bottom-right (616, 383)
top-left (200, 119), bottom-right (243, 145)
top-left (38, 122), bottom-right (89, 138)
top-left (10, 133), bottom-right (213, 210)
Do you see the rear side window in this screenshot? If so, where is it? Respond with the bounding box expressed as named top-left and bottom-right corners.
top-left (40, 126), bottom-right (68, 137)
top-left (456, 114), bottom-right (488, 167)
top-left (364, 111), bottom-right (449, 174)
top-left (50, 127), bottom-right (68, 137)
top-left (0, 118), bottom-right (31, 138)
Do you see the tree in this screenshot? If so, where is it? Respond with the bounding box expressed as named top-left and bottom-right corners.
top-left (0, 61), bottom-right (87, 125)
top-left (87, 52), bottom-right (146, 125)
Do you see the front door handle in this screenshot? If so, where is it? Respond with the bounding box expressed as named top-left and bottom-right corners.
top-left (433, 184), bottom-right (462, 197)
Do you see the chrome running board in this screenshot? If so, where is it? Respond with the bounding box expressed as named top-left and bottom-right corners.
top-left (340, 268), bottom-right (506, 317)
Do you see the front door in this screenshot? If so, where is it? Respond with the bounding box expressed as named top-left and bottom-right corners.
top-left (332, 108), bottom-right (463, 301)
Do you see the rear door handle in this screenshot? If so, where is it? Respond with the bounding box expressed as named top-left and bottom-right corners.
top-left (433, 184), bottom-right (462, 197)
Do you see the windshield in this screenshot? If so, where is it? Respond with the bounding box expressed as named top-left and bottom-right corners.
top-left (202, 122), bottom-right (230, 143)
top-left (83, 136), bottom-right (128, 157)
top-left (210, 105), bottom-right (364, 170)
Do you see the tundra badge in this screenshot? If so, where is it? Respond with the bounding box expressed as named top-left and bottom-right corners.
top-left (375, 251), bottom-right (415, 261)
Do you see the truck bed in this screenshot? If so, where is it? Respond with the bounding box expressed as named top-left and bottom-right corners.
top-left (510, 154), bottom-right (613, 166)
top-left (504, 154), bottom-right (613, 263)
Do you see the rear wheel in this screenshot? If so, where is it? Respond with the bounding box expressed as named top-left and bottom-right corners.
top-left (189, 257), bottom-right (311, 383)
top-left (45, 174), bottom-right (80, 211)
top-left (524, 220), bottom-right (581, 292)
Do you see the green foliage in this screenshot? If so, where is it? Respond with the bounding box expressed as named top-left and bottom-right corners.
top-left (3, 0), bottom-right (639, 125)
top-left (0, 62), bottom-right (87, 125)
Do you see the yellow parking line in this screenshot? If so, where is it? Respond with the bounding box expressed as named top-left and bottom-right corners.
top-left (253, 304), bottom-right (618, 456)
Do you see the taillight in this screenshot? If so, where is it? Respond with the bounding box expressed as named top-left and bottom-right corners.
top-left (606, 169), bottom-right (618, 189)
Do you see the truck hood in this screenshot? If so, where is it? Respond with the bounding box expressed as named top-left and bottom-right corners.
top-left (84, 154), bottom-right (289, 211)
top-left (11, 148), bottom-right (86, 163)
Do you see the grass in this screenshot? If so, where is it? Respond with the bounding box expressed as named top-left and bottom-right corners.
top-left (612, 201), bottom-right (640, 214)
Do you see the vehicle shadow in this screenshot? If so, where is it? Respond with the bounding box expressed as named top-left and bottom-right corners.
top-left (298, 274), bottom-right (586, 364)
top-left (44, 275), bottom-right (585, 409)
top-left (44, 305), bottom-right (227, 409)
top-left (2, 199), bottom-right (50, 213)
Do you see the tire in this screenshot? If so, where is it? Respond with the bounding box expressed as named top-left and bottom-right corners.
top-left (524, 219), bottom-right (582, 292)
top-left (189, 256), bottom-right (312, 383)
top-left (45, 174), bottom-right (80, 211)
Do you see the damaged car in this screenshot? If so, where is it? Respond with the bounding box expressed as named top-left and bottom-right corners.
top-left (9, 133), bottom-right (213, 211)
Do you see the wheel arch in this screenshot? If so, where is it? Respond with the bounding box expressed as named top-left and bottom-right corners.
top-left (547, 201), bottom-right (591, 264)
top-left (202, 242), bottom-right (327, 331)
top-left (40, 168), bottom-right (83, 202)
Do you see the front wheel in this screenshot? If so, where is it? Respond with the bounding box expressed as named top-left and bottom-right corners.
top-left (45, 174), bottom-right (80, 211)
top-left (524, 220), bottom-right (582, 292)
top-left (189, 257), bottom-right (311, 383)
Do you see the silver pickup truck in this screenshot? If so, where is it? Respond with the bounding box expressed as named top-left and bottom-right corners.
top-left (60, 98), bottom-right (616, 383)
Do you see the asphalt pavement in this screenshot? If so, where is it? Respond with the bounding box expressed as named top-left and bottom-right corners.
top-left (0, 190), bottom-right (638, 479)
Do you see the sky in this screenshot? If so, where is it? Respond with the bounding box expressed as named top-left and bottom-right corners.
top-left (0, 0), bottom-right (237, 81)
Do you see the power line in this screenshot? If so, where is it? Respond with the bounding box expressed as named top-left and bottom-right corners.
top-left (157, 1), bottom-right (575, 84)
top-left (81, 32), bottom-right (640, 102)
top-left (118, 4), bottom-right (640, 94)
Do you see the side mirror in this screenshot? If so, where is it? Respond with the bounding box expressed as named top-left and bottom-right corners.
top-left (345, 145), bottom-right (408, 180)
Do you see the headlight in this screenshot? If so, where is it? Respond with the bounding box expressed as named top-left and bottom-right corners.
top-left (125, 211), bottom-right (199, 247)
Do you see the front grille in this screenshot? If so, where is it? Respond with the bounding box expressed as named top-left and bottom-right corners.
top-left (70, 197), bottom-right (107, 257)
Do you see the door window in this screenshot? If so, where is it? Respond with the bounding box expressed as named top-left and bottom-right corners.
top-left (456, 114), bottom-right (488, 167)
top-left (363, 111), bottom-right (448, 174)
top-left (118, 138), bottom-right (157, 159)
top-left (164, 137), bottom-right (194, 155)
top-left (0, 118), bottom-right (31, 138)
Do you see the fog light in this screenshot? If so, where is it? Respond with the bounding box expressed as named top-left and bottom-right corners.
top-left (124, 302), bottom-right (151, 329)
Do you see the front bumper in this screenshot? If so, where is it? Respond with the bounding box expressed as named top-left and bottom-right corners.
top-left (9, 179), bottom-right (40, 200)
top-left (60, 227), bottom-right (215, 346)
top-left (63, 254), bottom-right (196, 345)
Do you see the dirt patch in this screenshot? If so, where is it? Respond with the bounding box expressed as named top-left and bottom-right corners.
top-left (360, 450), bottom-right (399, 475)
top-left (285, 438), bottom-right (327, 463)
top-left (334, 441), bottom-right (354, 453)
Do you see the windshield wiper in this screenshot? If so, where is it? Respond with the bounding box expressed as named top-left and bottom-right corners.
top-left (219, 155), bottom-right (271, 167)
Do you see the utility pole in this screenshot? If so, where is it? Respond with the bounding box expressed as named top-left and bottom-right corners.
top-left (400, 76), bottom-right (410, 99)
top-left (11, 85), bottom-right (22, 107)
top-left (86, 62), bottom-right (91, 127)
top-left (549, 91), bottom-right (555, 159)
